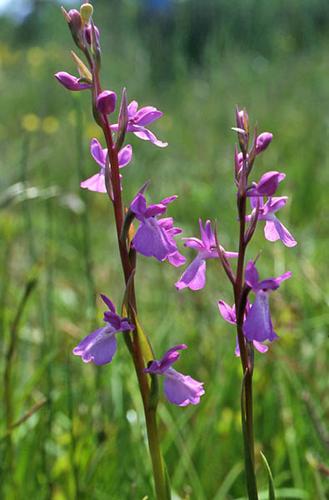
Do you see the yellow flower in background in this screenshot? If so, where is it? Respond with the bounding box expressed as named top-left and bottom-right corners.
top-left (67, 110), bottom-right (77, 126)
top-left (21, 114), bottom-right (40, 132)
top-left (85, 122), bottom-right (102, 139)
top-left (27, 47), bottom-right (45, 68)
top-left (0, 43), bottom-right (20, 66)
top-left (42, 116), bottom-right (59, 135)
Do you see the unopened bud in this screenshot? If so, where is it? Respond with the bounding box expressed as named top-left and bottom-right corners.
top-left (97, 90), bottom-right (117, 115)
top-left (236, 108), bottom-right (249, 133)
top-left (80, 3), bottom-right (93, 24)
top-left (84, 24), bottom-right (100, 46)
top-left (61, 7), bottom-right (84, 49)
top-left (255, 132), bottom-right (273, 154)
top-left (235, 107), bottom-right (249, 154)
top-left (116, 88), bottom-right (128, 150)
top-left (55, 71), bottom-right (92, 91)
top-left (234, 145), bottom-right (240, 180)
top-left (68, 9), bottom-right (82, 30)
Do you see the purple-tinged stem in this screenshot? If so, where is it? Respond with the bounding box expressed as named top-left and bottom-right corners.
top-left (89, 57), bottom-right (169, 500)
top-left (233, 155), bottom-right (258, 498)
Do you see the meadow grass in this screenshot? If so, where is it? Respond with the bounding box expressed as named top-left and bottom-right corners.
top-left (0, 2), bottom-right (328, 498)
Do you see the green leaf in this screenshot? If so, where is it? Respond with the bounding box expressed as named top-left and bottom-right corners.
top-left (260, 451), bottom-right (276, 500)
top-left (132, 310), bottom-right (155, 365)
top-left (121, 273), bottom-right (154, 364)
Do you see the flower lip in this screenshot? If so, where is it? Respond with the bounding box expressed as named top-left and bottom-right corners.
top-left (243, 290), bottom-right (278, 343)
top-left (144, 344), bottom-right (205, 406)
top-left (247, 196), bottom-right (297, 247)
top-left (242, 262), bottom-right (291, 344)
top-left (130, 192), bottom-right (181, 262)
top-left (217, 299), bottom-right (270, 355)
top-left (164, 368), bottom-right (205, 406)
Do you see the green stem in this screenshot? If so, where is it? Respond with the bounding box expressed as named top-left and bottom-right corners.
top-left (145, 409), bottom-right (169, 500)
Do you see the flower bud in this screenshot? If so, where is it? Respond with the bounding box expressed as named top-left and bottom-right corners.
top-left (235, 107), bottom-right (249, 154)
top-left (116, 88), bottom-right (128, 150)
top-left (68, 9), bottom-right (82, 30)
top-left (255, 132), bottom-right (273, 154)
top-left (80, 3), bottom-right (93, 24)
top-left (55, 72), bottom-right (92, 91)
top-left (236, 108), bottom-right (249, 134)
top-left (61, 8), bottom-right (84, 49)
top-left (97, 90), bottom-right (117, 115)
top-left (84, 24), bottom-right (100, 46)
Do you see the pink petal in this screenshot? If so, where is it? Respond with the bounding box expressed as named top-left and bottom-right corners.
top-left (80, 173), bottom-right (106, 193)
top-left (164, 369), bottom-right (205, 406)
top-left (127, 100), bottom-right (139, 117)
top-left (90, 138), bottom-right (107, 168)
top-left (253, 341), bottom-right (269, 353)
top-left (175, 257), bottom-right (206, 291)
top-left (73, 328), bottom-right (118, 366)
top-left (118, 144), bottom-right (132, 168)
top-left (245, 261), bottom-right (260, 289)
top-left (167, 251), bottom-right (186, 267)
top-left (218, 300), bottom-right (236, 324)
top-left (133, 106), bottom-right (163, 126)
top-left (264, 218), bottom-right (297, 247)
top-left (133, 219), bottom-right (176, 261)
top-left (131, 125), bottom-right (168, 148)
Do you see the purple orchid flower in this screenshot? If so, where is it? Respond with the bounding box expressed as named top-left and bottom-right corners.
top-left (111, 100), bottom-right (168, 148)
top-left (73, 294), bottom-right (134, 365)
top-left (247, 171), bottom-right (286, 197)
top-left (55, 71), bottom-right (92, 91)
top-left (145, 344), bottom-right (205, 406)
top-left (243, 261), bottom-right (291, 343)
top-left (255, 132), bottom-right (273, 154)
top-left (176, 219), bottom-right (238, 291)
top-left (218, 300), bottom-right (268, 356)
top-left (80, 138), bottom-right (132, 193)
top-left (130, 193), bottom-right (181, 262)
top-left (247, 196), bottom-right (297, 247)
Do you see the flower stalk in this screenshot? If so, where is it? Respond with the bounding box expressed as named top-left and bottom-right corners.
top-left (56, 5), bottom-right (204, 499)
top-left (177, 106), bottom-right (295, 498)
top-left (234, 153), bottom-right (258, 497)
top-left (83, 22), bottom-right (169, 500)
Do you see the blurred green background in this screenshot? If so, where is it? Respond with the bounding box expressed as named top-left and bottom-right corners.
top-left (0, 0), bottom-right (328, 498)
